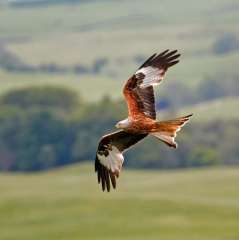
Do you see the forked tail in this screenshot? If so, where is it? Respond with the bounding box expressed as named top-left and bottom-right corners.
top-left (150, 114), bottom-right (193, 148)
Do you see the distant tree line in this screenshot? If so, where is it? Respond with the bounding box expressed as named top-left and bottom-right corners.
top-left (4, 58), bottom-right (108, 75)
top-left (0, 86), bottom-right (238, 171)
top-left (2, 32), bottom-right (239, 75)
top-left (0, 44), bottom-right (108, 74)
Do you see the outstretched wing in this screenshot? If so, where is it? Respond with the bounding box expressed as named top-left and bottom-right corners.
top-left (95, 130), bottom-right (147, 192)
top-left (123, 49), bottom-right (180, 119)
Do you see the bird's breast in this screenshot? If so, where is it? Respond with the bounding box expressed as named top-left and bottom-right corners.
top-left (125, 117), bottom-right (155, 134)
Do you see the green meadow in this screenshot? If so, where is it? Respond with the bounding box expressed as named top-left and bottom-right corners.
top-left (178, 97), bottom-right (239, 122)
top-left (0, 163), bottom-right (239, 240)
top-left (0, 0), bottom-right (239, 102)
top-left (0, 69), bottom-right (123, 101)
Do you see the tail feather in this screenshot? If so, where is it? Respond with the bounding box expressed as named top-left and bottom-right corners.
top-left (150, 114), bottom-right (193, 148)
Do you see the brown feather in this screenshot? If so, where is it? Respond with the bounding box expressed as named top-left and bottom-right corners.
top-left (123, 50), bottom-right (180, 119)
top-left (150, 114), bottom-right (193, 148)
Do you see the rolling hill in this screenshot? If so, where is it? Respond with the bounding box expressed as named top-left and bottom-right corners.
top-left (0, 0), bottom-right (238, 102)
top-left (0, 163), bottom-right (239, 240)
top-left (178, 97), bottom-right (239, 122)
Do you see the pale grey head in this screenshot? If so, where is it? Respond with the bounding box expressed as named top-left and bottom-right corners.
top-left (115, 118), bottom-right (130, 129)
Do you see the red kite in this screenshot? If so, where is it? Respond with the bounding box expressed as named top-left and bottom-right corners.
top-left (95, 50), bottom-right (193, 192)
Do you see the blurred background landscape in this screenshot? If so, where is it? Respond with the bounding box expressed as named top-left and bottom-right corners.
top-left (0, 0), bottom-right (239, 239)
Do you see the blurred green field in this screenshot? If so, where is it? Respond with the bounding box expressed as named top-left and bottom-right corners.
top-left (178, 97), bottom-right (239, 122)
top-left (0, 163), bottom-right (239, 240)
top-left (0, 69), bottom-right (123, 101)
top-left (1, 0), bottom-right (239, 102)
top-left (1, 0), bottom-right (239, 37)
top-left (0, 49), bottom-right (239, 102)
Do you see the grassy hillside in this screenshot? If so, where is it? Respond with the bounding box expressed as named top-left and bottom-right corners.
top-left (177, 97), bottom-right (239, 122)
top-left (0, 163), bottom-right (239, 240)
top-left (2, 0), bottom-right (239, 37)
top-left (0, 0), bottom-right (238, 102)
top-left (0, 69), bottom-right (123, 101)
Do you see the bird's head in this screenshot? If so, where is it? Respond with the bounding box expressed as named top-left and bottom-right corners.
top-left (115, 118), bottom-right (129, 129)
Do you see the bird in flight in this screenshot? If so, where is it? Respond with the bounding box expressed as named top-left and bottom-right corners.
top-left (95, 49), bottom-right (193, 192)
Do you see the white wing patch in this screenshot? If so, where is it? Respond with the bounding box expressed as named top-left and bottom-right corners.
top-left (97, 146), bottom-right (124, 175)
top-left (136, 66), bottom-right (164, 88)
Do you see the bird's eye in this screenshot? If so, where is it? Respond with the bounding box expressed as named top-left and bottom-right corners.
top-left (103, 150), bottom-right (109, 157)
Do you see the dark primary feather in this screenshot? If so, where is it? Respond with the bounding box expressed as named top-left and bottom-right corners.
top-left (138, 53), bottom-right (157, 69)
top-left (124, 50), bottom-right (180, 120)
top-left (95, 130), bottom-right (147, 192)
top-left (139, 49), bottom-right (180, 69)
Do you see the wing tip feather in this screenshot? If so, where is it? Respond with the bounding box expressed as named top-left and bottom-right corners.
top-left (95, 155), bottom-right (118, 192)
